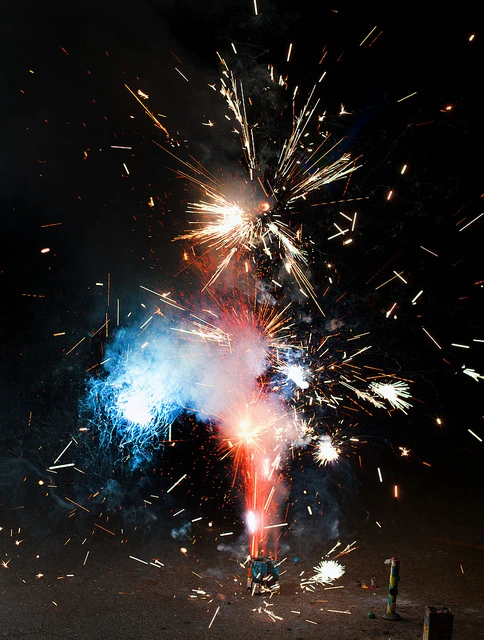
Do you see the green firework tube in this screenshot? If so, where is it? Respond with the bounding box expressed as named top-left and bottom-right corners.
top-left (383, 557), bottom-right (402, 620)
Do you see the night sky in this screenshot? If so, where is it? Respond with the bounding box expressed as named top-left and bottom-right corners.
top-left (1, 0), bottom-right (482, 536)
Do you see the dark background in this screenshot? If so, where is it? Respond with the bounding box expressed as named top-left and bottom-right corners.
top-left (0, 0), bottom-right (482, 540)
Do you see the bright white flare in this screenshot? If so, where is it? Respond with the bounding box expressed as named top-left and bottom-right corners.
top-left (285, 364), bottom-right (310, 389)
top-left (119, 392), bottom-right (153, 426)
top-left (245, 510), bottom-right (258, 534)
top-left (312, 559), bottom-right (345, 585)
top-left (368, 380), bottom-right (412, 413)
top-left (314, 435), bottom-right (340, 465)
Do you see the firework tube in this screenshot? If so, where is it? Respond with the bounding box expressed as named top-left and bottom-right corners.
top-left (382, 557), bottom-right (402, 620)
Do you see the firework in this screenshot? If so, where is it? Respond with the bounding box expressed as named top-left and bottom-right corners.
top-left (91, 40), bottom-right (422, 565)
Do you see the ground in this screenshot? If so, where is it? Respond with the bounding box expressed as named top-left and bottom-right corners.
top-left (1, 477), bottom-right (483, 640)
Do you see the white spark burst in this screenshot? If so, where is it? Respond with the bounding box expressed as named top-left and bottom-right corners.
top-left (314, 435), bottom-right (340, 465)
top-left (284, 364), bottom-right (310, 389)
top-left (311, 559), bottom-right (345, 585)
top-left (368, 380), bottom-right (412, 413)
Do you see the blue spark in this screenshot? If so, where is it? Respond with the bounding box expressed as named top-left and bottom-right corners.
top-left (83, 328), bottom-right (189, 466)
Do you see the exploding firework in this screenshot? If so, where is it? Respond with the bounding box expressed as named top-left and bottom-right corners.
top-left (4, 4), bottom-right (481, 635)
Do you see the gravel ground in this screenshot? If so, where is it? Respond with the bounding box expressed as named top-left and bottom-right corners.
top-left (1, 476), bottom-right (483, 640)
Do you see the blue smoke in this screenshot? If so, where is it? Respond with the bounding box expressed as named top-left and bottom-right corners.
top-left (84, 326), bottom-right (192, 467)
top-left (82, 307), bottom-right (271, 468)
